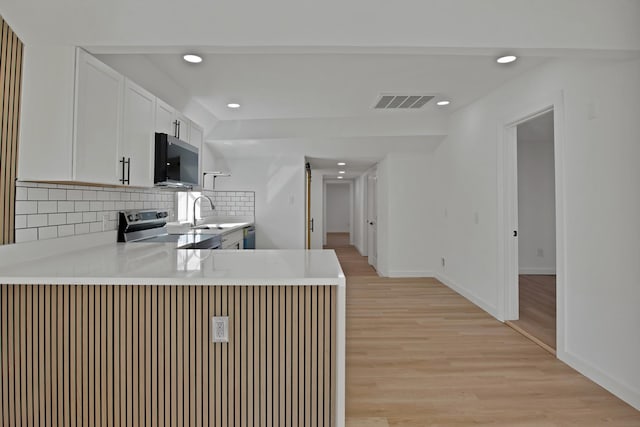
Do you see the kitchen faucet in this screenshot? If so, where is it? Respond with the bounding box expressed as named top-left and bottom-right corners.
top-left (192, 195), bottom-right (215, 227)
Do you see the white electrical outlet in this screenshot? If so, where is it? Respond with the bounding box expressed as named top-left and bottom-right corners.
top-left (211, 316), bottom-right (229, 343)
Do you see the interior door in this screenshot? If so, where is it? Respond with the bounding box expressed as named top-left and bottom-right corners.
top-left (367, 170), bottom-right (377, 268)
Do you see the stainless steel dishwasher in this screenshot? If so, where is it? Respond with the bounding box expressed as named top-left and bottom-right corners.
top-left (243, 225), bottom-right (255, 249)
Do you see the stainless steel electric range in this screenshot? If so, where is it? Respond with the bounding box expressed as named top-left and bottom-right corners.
top-left (117, 209), bottom-right (221, 249)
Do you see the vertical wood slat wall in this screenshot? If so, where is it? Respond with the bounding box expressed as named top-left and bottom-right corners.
top-left (0, 284), bottom-right (336, 426)
top-left (0, 17), bottom-right (23, 245)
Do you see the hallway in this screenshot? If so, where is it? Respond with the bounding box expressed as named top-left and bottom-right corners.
top-left (324, 233), bottom-right (378, 277)
top-left (325, 235), bottom-right (640, 426)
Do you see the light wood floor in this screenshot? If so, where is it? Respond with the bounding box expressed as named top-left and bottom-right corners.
top-left (324, 232), bottom-right (378, 277)
top-left (328, 241), bottom-right (640, 426)
top-left (509, 274), bottom-right (557, 351)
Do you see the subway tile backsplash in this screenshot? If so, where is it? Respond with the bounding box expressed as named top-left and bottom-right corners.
top-left (200, 190), bottom-right (255, 218)
top-left (14, 182), bottom-right (176, 243)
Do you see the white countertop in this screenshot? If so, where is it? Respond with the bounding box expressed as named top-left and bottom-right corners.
top-left (0, 233), bottom-right (345, 286)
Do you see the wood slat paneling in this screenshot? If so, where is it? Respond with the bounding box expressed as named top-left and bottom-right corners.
top-left (0, 17), bottom-right (23, 245)
top-left (0, 284), bottom-right (337, 426)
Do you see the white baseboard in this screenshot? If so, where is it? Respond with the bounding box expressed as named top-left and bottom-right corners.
top-left (387, 270), bottom-right (434, 278)
top-left (519, 268), bottom-right (556, 275)
top-left (559, 350), bottom-right (640, 411)
top-left (434, 273), bottom-right (500, 320)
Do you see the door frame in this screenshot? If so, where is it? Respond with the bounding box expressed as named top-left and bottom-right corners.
top-left (365, 167), bottom-right (378, 269)
top-left (497, 91), bottom-right (567, 355)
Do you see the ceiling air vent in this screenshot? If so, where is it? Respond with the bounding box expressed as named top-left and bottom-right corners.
top-left (374, 94), bottom-right (434, 109)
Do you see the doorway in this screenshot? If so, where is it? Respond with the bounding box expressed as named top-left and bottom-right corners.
top-left (509, 111), bottom-right (557, 351)
top-left (324, 182), bottom-right (352, 247)
top-left (499, 95), bottom-right (566, 356)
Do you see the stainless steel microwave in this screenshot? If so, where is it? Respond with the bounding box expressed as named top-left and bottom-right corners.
top-left (154, 133), bottom-right (199, 188)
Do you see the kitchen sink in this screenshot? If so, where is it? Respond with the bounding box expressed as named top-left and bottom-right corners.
top-left (191, 223), bottom-right (244, 230)
top-left (176, 234), bottom-right (222, 249)
top-left (191, 224), bottom-right (225, 230)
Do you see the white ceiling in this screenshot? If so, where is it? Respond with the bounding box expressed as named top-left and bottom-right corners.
top-left (139, 53), bottom-right (549, 121)
top-left (3, 0), bottom-right (638, 171)
top-left (307, 157), bottom-right (376, 180)
top-left (3, 0), bottom-right (639, 51)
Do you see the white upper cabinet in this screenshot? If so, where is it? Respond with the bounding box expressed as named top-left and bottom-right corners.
top-left (74, 49), bottom-right (124, 185)
top-left (122, 79), bottom-right (155, 187)
top-left (174, 112), bottom-right (191, 144)
top-left (155, 98), bottom-right (175, 136)
top-left (18, 47), bottom-right (203, 188)
top-left (189, 122), bottom-right (204, 186)
top-left (190, 122), bottom-right (203, 150)
top-left (19, 45), bottom-right (76, 182)
top-left (156, 101), bottom-right (196, 145)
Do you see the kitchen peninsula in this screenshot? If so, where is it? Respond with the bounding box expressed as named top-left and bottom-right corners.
top-left (0, 232), bottom-right (346, 427)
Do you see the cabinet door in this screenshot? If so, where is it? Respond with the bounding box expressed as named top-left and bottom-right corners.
top-left (156, 98), bottom-right (175, 136)
top-left (174, 113), bottom-right (191, 144)
top-left (189, 122), bottom-right (204, 186)
top-left (222, 230), bottom-right (244, 249)
top-left (122, 79), bottom-right (155, 187)
top-left (189, 122), bottom-right (203, 148)
top-left (74, 49), bottom-right (124, 184)
top-left (18, 45), bottom-right (76, 182)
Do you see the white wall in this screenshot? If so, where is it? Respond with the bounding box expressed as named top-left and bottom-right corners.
top-left (376, 152), bottom-right (437, 277)
top-left (202, 147), bottom-right (305, 249)
top-left (431, 58), bottom-right (640, 410)
top-left (325, 184), bottom-right (350, 233)
top-left (517, 119), bottom-right (556, 274)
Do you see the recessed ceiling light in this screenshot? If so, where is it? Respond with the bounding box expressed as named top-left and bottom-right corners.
top-left (183, 54), bottom-right (202, 64)
top-left (337, 162), bottom-right (346, 166)
top-left (436, 100), bottom-right (451, 106)
top-left (339, 171), bottom-right (345, 174)
top-left (496, 55), bottom-right (517, 64)
top-left (337, 176), bottom-right (343, 179)
top-left (227, 103), bottom-right (241, 109)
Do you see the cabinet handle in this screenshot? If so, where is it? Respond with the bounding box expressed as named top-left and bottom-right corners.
top-left (120, 157), bottom-right (131, 185)
top-left (310, 218), bottom-right (314, 232)
top-left (173, 120), bottom-right (180, 138)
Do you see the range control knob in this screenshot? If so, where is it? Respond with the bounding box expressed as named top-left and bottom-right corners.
top-left (127, 214), bottom-right (134, 221)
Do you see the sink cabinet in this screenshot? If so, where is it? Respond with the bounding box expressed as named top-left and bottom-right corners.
top-left (221, 229), bottom-right (244, 249)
